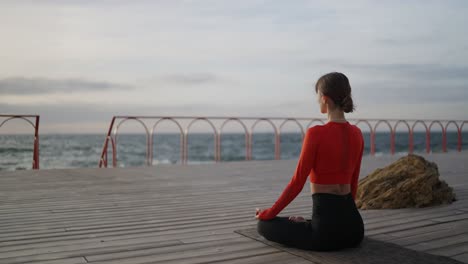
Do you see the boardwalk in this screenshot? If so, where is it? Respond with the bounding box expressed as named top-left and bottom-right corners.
top-left (0, 152), bottom-right (467, 263)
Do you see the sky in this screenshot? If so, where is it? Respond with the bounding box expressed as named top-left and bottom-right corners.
top-left (0, 0), bottom-right (467, 134)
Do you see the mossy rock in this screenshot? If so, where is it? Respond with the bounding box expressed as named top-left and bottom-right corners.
top-left (356, 154), bottom-right (457, 209)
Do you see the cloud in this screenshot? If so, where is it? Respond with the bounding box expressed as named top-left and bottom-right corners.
top-left (308, 61), bottom-right (468, 82)
top-left (356, 82), bottom-right (468, 104)
top-left (0, 101), bottom-right (242, 123)
top-left (0, 77), bottom-right (131, 95)
top-left (342, 63), bottom-right (468, 81)
top-left (0, 100), bottom-right (279, 133)
top-left (374, 35), bottom-right (437, 46)
top-left (160, 73), bottom-right (219, 85)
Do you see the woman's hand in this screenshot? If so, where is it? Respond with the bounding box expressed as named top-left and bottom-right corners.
top-left (288, 216), bottom-right (306, 222)
top-left (255, 208), bottom-right (265, 219)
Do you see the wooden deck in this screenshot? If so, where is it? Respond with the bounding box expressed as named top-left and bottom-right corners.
top-left (0, 152), bottom-right (467, 264)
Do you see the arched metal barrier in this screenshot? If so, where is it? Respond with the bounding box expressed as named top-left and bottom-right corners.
top-left (0, 115), bottom-right (40, 169)
top-left (98, 116), bottom-right (467, 168)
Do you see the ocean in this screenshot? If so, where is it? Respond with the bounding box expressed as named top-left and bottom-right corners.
top-left (0, 131), bottom-right (467, 171)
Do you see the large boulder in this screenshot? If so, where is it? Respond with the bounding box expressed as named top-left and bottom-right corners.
top-left (356, 154), bottom-right (456, 209)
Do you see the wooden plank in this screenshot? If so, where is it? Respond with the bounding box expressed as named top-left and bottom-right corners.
top-left (428, 242), bottom-right (468, 257)
top-left (208, 252), bottom-right (313, 264)
top-left (13, 257), bottom-right (87, 264)
top-left (363, 207), bottom-right (466, 225)
top-left (0, 198), bottom-right (303, 229)
top-left (379, 219), bottom-right (468, 239)
top-left (365, 220), bottom-right (439, 236)
top-left (432, 212), bottom-right (468, 223)
top-left (0, 214), bottom-right (250, 242)
top-left (364, 210), bottom-right (466, 230)
top-left (0, 220), bottom-right (256, 249)
top-left (147, 250), bottom-right (305, 264)
top-left (388, 229), bottom-right (468, 247)
top-left (0, 225), bottom-right (249, 254)
top-left (454, 253), bottom-right (468, 263)
top-left (0, 240), bottom-right (182, 264)
top-left (407, 233), bottom-right (468, 251)
top-left (85, 238), bottom-right (277, 263)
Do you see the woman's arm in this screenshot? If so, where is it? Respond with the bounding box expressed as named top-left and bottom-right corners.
top-left (257, 127), bottom-right (318, 220)
top-left (350, 134), bottom-right (364, 200)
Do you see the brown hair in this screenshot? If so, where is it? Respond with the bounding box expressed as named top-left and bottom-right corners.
top-left (315, 72), bottom-right (355, 113)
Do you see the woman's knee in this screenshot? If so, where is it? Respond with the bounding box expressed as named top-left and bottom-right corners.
top-left (257, 217), bottom-right (284, 237)
top-left (257, 218), bottom-right (274, 235)
top-left (256, 220), bottom-right (264, 234)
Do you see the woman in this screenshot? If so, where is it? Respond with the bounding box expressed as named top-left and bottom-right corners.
top-left (255, 72), bottom-right (365, 251)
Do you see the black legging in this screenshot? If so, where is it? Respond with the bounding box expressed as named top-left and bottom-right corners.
top-left (257, 192), bottom-right (364, 251)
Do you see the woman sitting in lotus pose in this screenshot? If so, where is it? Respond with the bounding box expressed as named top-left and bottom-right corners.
top-left (255, 72), bottom-right (365, 251)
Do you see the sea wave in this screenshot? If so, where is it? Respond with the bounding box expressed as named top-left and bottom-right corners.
top-left (0, 147), bottom-right (32, 154)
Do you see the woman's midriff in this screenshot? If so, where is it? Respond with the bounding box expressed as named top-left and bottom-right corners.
top-left (310, 182), bottom-right (351, 195)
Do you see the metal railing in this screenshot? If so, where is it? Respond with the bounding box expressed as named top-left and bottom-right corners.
top-left (0, 114), bottom-right (40, 169)
top-left (98, 116), bottom-right (467, 168)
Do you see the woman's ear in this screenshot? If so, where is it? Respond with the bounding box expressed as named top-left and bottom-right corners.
top-left (322, 95), bottom-right (328, 105)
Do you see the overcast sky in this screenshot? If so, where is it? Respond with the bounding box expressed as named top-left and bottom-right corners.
top-left (1, 0), bottom-right (467, 133)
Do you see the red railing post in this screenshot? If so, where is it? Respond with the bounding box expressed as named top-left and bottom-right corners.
top-left (0, 115), bottom-right (40, 170)
top-left (248, 132), bottom-right (252, 161)
top-left (390, 130), bottom-right (395, 155)
top-left (458, 127), bottom-right (463, 152)
top-left (33, 116), bottom-right (40, 169)
top-left (442, 129), bottom-right (447, 153)
top-left (99, 117), bottom-right (116, 168)
top-left (426, 131), bottom-right (431, 154)
top-left (409, 129), bottom-right (414, 154)
top-left (461, 122), bottom-right (467, 152)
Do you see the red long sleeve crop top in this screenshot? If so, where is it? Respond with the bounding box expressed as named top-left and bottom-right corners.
top-left (257, 121), bottom-right (364, 220)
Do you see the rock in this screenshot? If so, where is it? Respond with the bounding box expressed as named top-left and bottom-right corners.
top-left (356, 154), bottom-right (457, 209)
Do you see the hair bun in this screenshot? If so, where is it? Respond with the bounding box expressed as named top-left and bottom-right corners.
top-left (340, 95), bottom-right (355, 113)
